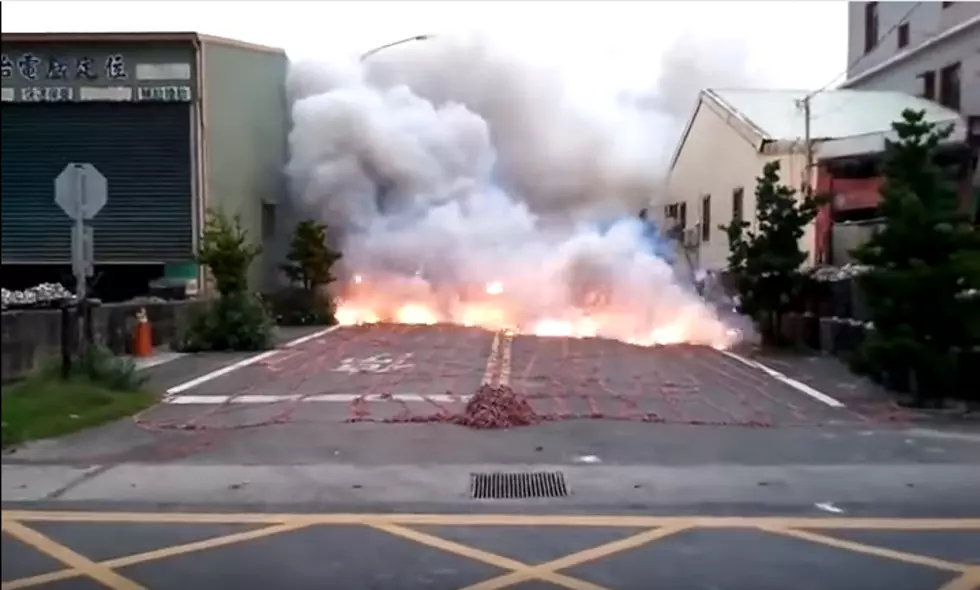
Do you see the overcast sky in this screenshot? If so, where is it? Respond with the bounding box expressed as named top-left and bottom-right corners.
top-left (1, 1), bottom-right (850, 94)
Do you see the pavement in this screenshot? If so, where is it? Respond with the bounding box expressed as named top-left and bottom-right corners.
top-left (2, 507), bottom-right (979, 589)
top-left (3, 322), bottom-right (980, 588)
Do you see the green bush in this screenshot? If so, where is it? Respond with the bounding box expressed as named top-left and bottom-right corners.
top-left (851, 109), bottom-right (980, 406)
top-left (41, 344), bottom-right (147, 391)
top-left (264, 287), bottom-right (336, 327)
top-left (178, 292), bottom-right (275, 352)
top-left (721, 161), bottom-right (825, 345)
top-left (179, 209), bottom-right (277, 352)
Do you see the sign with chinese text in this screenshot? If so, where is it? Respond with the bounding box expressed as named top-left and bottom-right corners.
top-left (0, 43), bottom-right (197, 104)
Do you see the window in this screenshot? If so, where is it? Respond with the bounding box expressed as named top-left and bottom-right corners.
top-left (732, 187), bottom-right (744, 222)
top-left (918, 70), bottom-right (936, 100)
top-left (864, 2), bottom-right (879, 53)
top-left (261, 203), bottom-right (277, 239)
top-left (897, 23), bottom-right (909, 49)
top-left (679, 202), bottom-right (687, 230)
top-left (701, 194), bottom-right (712, 242)
top-left (939, 62), bottom-right (961, 111)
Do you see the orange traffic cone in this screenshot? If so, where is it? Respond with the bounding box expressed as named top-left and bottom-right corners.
top-left (132, 308), bottom-right (153, 358)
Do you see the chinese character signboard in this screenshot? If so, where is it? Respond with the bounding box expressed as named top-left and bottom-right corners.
top-left (0, 43), bottom-right (197, 104)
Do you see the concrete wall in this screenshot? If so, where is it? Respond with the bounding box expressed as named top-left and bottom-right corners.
top-left (845, 3), bottom-right (980, 117)
top-left (661, 98), bottom-right (812, 272)
top-left (200, 40), bottom-right (290, 293)
top-left (1, 300), bottom-right (207, 382)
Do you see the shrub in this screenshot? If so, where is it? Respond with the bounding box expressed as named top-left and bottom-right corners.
top-left (179, 292), bottom-right (275, 352)
top-left (180, 210), bottom-right (276, 351)
top-left (263, 287), bottom-right (336, 327)
top-left (275, 219), bottom-right (342, 326)
top-left (851, 109), bottom-right (980, 406)
top-left (721, 161), bottom-right (824, 345)
top-left (42, 344), bottom-right (147, 391)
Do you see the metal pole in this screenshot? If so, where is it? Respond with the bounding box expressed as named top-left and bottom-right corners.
top-left (802, 96), bottom-right (814, 197)
top-left (74, 167), bottom-right (88, 356)
top-left (73, 167), bottom-right (87, 302)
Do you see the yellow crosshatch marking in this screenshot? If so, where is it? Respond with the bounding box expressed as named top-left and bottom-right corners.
top-left (2, 511), bottom-right (979, 590)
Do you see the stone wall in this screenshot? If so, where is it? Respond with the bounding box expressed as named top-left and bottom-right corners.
top-left (1, 300), bottom-right (208, 382)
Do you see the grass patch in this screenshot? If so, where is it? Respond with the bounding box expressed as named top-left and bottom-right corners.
top-left (1, 347), bottom-right (157, 448)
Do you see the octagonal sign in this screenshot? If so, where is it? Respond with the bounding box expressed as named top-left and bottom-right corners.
top-left (54, 163), bottom-right (107, 220)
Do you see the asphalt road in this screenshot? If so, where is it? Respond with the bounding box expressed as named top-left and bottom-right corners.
top-left (3, 324), bottom-right (980, 589)
top-left (3, 505), bottom-right (980, 590)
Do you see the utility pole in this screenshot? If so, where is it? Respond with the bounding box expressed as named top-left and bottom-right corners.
top-left (799, 95), bottom-right (814, 197)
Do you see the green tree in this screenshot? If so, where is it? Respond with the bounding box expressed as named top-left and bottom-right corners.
top-left (852, 109), bottom-right (980, 406)
top-left (197, 210), bottom-right (261, 297)
top-left (721, 160), bottom-right (824, 344)
top-left (180, 209), bottom-right (274, 352)
top-left (281, 220), bottom-right (342, 292)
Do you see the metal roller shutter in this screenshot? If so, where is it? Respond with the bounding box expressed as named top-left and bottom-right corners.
top-left (1, 102), bottom-right (193, 263)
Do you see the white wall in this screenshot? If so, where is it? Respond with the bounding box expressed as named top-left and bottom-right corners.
top-left (661, 99), bottom-right (814, 272)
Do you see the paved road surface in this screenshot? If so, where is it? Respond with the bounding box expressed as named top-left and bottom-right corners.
top-left (138, 323), bottom-right (928, 429)
top-left (3, 324), bottom-right (979, 588)
top-left (3, 507), bottom-right (979, 590)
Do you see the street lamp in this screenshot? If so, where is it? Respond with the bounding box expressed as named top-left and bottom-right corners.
top-left (360, 34), bottom-right (434, 62)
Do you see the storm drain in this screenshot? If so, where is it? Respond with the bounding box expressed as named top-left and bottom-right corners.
top-left (470, 471), bottom-right (569, 499)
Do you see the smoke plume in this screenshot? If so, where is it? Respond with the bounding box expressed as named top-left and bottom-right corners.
top-left (285, 34), bottom-right (743, 347)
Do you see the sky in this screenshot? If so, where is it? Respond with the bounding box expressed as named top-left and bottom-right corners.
top-left (0, 1), bottom-right (850, 94)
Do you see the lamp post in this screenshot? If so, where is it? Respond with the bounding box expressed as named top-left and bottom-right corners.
top-left (360, 34), bottom-right (434, 62)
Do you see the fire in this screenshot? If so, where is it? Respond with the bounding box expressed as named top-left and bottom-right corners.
top-left (334, 275), bottom-right (739, 350)
top-left (395, 303), bottom-right (439, 325)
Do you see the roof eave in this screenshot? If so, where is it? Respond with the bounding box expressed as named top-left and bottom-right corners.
top-left (816, 117), bottom-right (967, 160)
top-left (0, 31), bottom-right (285, 55)
top-left (667, 89), bottom-right (770, 174)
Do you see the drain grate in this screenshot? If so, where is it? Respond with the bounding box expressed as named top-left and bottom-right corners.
top-left (470, 471), bottom-right (569, 499)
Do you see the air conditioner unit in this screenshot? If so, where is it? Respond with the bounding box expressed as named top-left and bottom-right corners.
top-left (683, 227), bottom-right (700, 248)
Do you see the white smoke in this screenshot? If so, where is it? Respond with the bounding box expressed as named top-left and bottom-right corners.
top-left (284, 34), bottom-right (746, 346)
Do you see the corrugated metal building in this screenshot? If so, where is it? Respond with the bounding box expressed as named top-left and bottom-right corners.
top-left (0, 32), bottom-right (288, 297)
top-left (659, 88), bottom-right (966, 271)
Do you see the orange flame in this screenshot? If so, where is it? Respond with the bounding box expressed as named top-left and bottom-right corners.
top-left (334, 274), bottom-right (739, 349)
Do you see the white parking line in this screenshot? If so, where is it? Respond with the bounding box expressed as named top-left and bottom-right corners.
top-left (164, 325), bottom-right (342, 397)
top-left (165, 393), bottom-right (471, 405)
top-left (720, 351), bottom-right (846, 408)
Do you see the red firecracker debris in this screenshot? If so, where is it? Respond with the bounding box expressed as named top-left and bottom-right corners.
top-left (452, 384), bottom-right (543, 429)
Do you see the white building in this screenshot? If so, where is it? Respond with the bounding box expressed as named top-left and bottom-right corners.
top-left (660, 88), bottom-right (965, 271)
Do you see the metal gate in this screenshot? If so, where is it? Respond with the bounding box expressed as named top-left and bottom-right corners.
top-left (1, 102), bottom-right (194, 263)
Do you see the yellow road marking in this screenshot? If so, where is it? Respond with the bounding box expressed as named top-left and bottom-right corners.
top-left (2, 522), bottom-right (308, 589)
top-left (1, 511), bottom-right (977, 590)
top-left (461, 525), bottom-right (691, 590)
top-left (0, 519), bottom-right (146, 590)
top-left (757, 526), bottom-right (972, 573)
top-left (482, 331), bottom-right (501, 386)
top-left (372, 523), bottom-right (608, 590)
top-left (498, 331), bottom-right (513, 387)
top-left (4, 511), bottom-right (980, 530)
top-left (938, 568), bottom-right (980, 590)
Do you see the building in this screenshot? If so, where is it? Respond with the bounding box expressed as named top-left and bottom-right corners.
top-left (660, 88), bottom-right (967, 271)
top-left (845, 2), bottom-right (979, 116)
top-left (0, 32), bottom-right (289, 300)
top-left (843, 2), bottom-right (980, 221)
